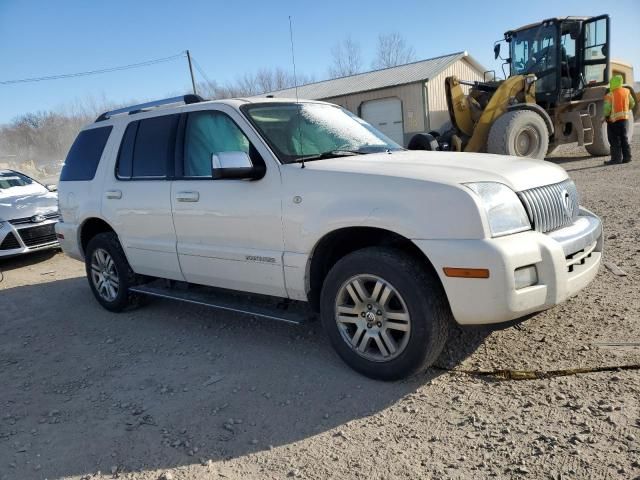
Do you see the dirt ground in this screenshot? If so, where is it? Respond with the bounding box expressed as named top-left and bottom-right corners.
top-left (1, 134), bottom-right (639, 480)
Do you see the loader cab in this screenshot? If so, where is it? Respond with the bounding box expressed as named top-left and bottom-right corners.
top-left (503, 15), bottom-right (610, 108)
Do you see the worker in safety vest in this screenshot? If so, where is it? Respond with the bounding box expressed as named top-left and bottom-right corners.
top-left (603, 74), bottom-right (636, 165)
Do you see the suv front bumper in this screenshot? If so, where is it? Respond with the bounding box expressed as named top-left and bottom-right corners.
top-left (414, 208), bottom-right (603, 325)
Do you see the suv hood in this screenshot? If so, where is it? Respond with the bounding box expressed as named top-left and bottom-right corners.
top-left (300, 150), bottom-right (568, 191)
top-left (0, 184), bottom-right (58, 221)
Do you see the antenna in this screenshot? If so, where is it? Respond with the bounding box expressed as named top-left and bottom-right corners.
top-left (288, 16), bottom-right (304, 168)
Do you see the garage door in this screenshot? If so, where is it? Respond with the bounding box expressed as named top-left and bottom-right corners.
top-left (361, 98), bottom-right (404, 146)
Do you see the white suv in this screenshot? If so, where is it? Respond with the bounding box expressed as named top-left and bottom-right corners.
top-left (56, 95), bottom-right (602, 380)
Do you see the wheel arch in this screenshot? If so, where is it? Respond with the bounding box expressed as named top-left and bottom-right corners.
top-left (79, 217), bottom-right (116, 258)
top-left (306, 226), bottom-right (439, 312)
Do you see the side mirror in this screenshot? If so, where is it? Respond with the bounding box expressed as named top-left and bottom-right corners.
top-left (211, 151), bottom-right (261, 180)
top-left (46, 184), bottom-right (57, 192)
top-left (494, 43), bottom-right (501, 60)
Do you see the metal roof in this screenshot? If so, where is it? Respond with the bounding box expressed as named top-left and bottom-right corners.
top-left (261, 51), bottom-right (484, 100)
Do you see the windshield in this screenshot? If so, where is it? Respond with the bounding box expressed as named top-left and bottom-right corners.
top-left (0, 170), bottom-right (35, 190)
top-left (510, 23), bottom-right (557, 93)
top-left (242, 103), bottom-right (402, 164)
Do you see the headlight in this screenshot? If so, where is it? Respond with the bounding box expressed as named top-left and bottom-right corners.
top-left (465, 182), bottom-right (531, 237)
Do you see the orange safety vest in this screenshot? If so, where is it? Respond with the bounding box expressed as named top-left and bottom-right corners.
top-left (604, 88), bottom-right (631, 123)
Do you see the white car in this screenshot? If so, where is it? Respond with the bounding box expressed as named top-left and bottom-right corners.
top-left (0, 170), bottom-right (60, 257)
top-left (56, 96), bottom-right (602, 380)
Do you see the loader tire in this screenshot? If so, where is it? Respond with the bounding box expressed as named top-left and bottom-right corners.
top-left (585, 119), bottom-right (610, 156)
top-left (408, 133), bottom-right (439, 151)
top-left (586, 112), bottom-right (634, 157)
top-left (487, 110), bottom-right (549, 160)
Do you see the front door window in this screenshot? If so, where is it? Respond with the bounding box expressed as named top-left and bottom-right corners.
top-left (184, 111), bottom-right (250, 177)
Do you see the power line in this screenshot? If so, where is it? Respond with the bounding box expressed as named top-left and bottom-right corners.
top-left (0, 52), bottom-right (187, 85)
top-left (191, 56), bottom-right (215, 88)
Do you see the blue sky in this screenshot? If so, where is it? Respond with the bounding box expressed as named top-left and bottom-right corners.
top-left (1, 0), bottom-right (638, 123)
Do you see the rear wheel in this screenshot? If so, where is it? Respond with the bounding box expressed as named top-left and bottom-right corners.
top-left (408, 133), bottom-right (439, 151)
top-left (85, 232), bottom-right (147, 312)
top-left (320, 247), bottom-right (451, 380)
top-left (487, 110), bottom-right (549, 159)
top-left (585, 118), bottom-right (610, 156)
top-left (586, 112), bottom-right (634, 157)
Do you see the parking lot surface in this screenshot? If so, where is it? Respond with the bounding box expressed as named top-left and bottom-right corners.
top-left (1, 136), bottom-right (639, 480)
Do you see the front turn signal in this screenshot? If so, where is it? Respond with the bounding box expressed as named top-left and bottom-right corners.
top-left (443, 267), bottom-right (490, 279)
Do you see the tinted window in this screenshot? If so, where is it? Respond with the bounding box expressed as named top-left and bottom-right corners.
top-left (131, 114), bottom-right (179, 178)
top-left (116, 122), bottom-right (138, 178)
top-left (184, 111), bottom-right (251, 177)
top-left (60, 126), bottom-right (112, 181)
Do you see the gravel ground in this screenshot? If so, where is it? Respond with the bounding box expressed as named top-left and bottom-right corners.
top-left (1, 134), bottom-right (639, 480)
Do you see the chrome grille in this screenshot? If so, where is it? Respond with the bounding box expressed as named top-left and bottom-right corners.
top-left (518, 180), bottom-right (579, 233)
top-left (9, 211), bottom-right (59, 225)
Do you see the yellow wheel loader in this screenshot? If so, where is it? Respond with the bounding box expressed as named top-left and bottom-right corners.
top-left (409, 15), bottom-right (639, 159)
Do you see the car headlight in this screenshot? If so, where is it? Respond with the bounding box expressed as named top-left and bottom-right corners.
top-left (465, 182), bottom-right (531, 237)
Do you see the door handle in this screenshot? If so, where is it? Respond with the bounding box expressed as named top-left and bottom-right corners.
top-left (176, 191), bottom-right (200, 202)
top-left (105, 190), bottom-right (122, 199)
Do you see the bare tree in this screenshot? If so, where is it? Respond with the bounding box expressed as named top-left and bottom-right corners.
top-left (372, 32), bottom-right (416, 69)
top-left (328, 36), bottom-right (363, 78)
top-left (196, 67), bottom-right (314, 99)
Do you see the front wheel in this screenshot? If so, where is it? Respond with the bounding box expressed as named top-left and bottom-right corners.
top-left (320, 247), bottom-right (451, 380)
top-left (487, 110), bottom-right (549, 159)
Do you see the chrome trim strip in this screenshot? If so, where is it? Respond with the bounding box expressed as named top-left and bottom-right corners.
top-left (547, 210), bottom-right (602, 257)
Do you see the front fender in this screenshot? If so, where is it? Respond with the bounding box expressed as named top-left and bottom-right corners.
top-left (281, 168), bottom-right (487, 254)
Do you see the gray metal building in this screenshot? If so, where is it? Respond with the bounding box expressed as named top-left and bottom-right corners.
top-left (263, 51), bottom-right (487, 146)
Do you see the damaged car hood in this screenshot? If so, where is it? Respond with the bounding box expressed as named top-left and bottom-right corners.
top-left (0, 183), bottom-right (58, 221)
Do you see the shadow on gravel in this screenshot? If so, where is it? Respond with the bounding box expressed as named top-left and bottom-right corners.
top-left (547, 155), bottom-right (593, 165)
top-left (0, 248), bottom-right (59, 272)
top-left (561, 164), bottom-right (608, 173)
top-left (0, 277), bottom-right (487, 479)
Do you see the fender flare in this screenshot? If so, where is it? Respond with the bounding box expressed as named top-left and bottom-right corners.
top-left (505, 103), bottom-right (554, 136)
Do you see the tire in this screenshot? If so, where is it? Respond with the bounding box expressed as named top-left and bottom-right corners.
top-left (320, 247), bottom-right (451, 380)
top-left (585, 118), bottom-right (610, 156)
top-left (586, 112), bottom-right (634, 156)
top-left (85, 232), bottom-right (147, 312)
top-left (408, 133), bottom-right (439, 151)
top-left (487, 110), bottom-right (549, 159)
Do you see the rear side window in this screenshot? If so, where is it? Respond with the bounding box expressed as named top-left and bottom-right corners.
top-left (60, 126), bottom-right (112, 181)
top-left (116, 114), bottom-right (179, 179)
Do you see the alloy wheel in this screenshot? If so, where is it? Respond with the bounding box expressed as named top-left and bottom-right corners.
top-left (334, 274), bottom-right (411, 362)
top-left (90, 248), bottom-right (119, 302)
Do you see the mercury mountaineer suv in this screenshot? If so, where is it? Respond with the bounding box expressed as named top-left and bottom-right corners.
top-left (56, 95), bottom-right (603, 380)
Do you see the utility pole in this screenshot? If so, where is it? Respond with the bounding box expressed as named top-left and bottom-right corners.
top-left (186, 50), bottom-right (197, 95)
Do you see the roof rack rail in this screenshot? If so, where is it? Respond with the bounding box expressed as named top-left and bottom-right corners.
top-left (95, 94), bottom-right (205, 122)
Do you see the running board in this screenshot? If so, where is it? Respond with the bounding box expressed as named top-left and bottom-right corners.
top-left (130, 281), bottom-right (314, 325)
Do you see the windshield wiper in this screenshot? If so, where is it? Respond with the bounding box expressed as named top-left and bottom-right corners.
top-left (293, 149), bottom-right (362, 163)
